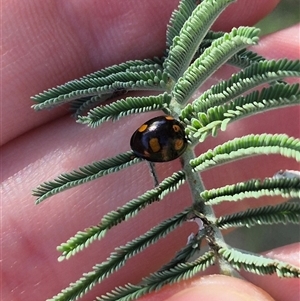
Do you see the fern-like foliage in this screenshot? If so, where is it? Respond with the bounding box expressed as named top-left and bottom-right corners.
top-left (98, 251), bottom-right (216, 301)
top-left (57, 171), bottom-right (186, 259)
top-left (181, 59), bottom-right (300, 121)
top-left (164, 0), bottom-right (235, 80)
top-left (77, 93), bottom-right (171, 127)
top-left (33, 151), bottom-right (139, 204)
top-left (217, 201), bottom-right (300, 229)
top-left (202, 177), bottom-right (300, 205)
top-left (219, 247), bottom-right (300, 277)
top-left (190, 133), bottom-right (300, 171)
top-left (50, 209), bottom-right (191, 301)
top-left (173, 26), bottom-right (260, 104)
top-left (32, 67), bottom-right (167, 111)
top-left (31, 0), bottom-right (300, 300)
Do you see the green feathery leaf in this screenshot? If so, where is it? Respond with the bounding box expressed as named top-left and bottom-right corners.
top-left (201, 177), bottom-right (300, 205)
top-left (32, 68), bottom-right (167, 110)
top-left (216, 201), bottom-right (300, 229)
top-left (195, 31), bottom-right (266, 68)
top-left (77, 93), bottom-right (171, 127)
top-left (181, 59), bottom-right (300, 120)
top-left (32, 58), bottom-right (163, 103)
top-left (173, 26), bottom-right (260, 104)
top-left (219, 247), bottom-right (300, 277)
top-left (187, 83), bottom-right (299, 140)
top-left (164, 0), bottom-right (235, 80)
top-left (227, 48), bottom-right (266, 68)
top-left (190, 134), bottom-right (300, 172)
top-left (70, 95), bottom-right (110, 118)
top-left (98, 251), bottom-right (215, 301)
top-left (166, 0), bottom-right (198, 48)
top-left (56, 171), bottom-right (186, 259)
top-left (81, 58), bottom-right (163, 79)
top-left (52, 210), bottom-right (190, 301)
top-left (33, 152), bottom-right (139, 204)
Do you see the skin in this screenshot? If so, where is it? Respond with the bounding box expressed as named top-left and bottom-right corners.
top-left (1, 1), bottom-right (299, 301)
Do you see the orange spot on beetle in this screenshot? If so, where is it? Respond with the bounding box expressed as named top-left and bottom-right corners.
top-left (149, 138), bottom-right (161, 153)
top-left (174, 139), bottom-right (184, 151)
top-left (138, 124), bottom-right (148, 132)
top-left (173, 124), bottom-right (181, 132)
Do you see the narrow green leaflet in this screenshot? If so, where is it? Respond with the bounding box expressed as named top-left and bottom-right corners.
top-left (181, 59), bottom-right (300, 120)
top-left (57, 171), bottom-right (186, 259)
top-left (32, 68), bottom-right (166, 110)
top-left (51, 210), bottom-right (190, 301)
top-left (98, 251), bottom-right (215, 301)
top-left (201, 177), bottom-right (300, 205)
top-left (33, 152), bottom-right (139, 204)
top-left (216, 201), bottom-right (300, 229)
top-left (219, 247), bottom-right (300, 277)
top-left (166, 0), bottom-right (198, 48)
top-left (186, 83), bottom-right (299, 141)
top-left (77, 93), bottom-right (171, 127)
top-left (164, 0), bottom-right (235, 80)
top-left (190, 134), bottom-right (300, 172)
top-left (173, 26), bottom-right (260, 104)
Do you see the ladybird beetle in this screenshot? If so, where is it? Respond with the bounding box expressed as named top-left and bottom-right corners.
top-left (130, 115), bottom-right (188, 162)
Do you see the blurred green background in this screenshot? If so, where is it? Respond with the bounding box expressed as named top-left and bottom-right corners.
top-left (256, 0), bottom-right (299, 35)
top-left (226, 0), bottom-right (299, 253)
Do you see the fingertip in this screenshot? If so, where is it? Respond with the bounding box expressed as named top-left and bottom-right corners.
top-left (257, 24), bottom-right (300, 59)
top-left (243, 243), bottom-right (300, 301)
top-left (139, 274), bottom-right (275, 301)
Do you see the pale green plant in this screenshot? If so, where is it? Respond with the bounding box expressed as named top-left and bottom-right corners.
top-left (31, 0), bottom-right (300, 300)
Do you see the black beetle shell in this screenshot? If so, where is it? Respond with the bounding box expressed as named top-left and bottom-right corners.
top-left (130, 115), bottom-right (187, 162)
